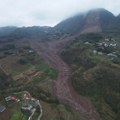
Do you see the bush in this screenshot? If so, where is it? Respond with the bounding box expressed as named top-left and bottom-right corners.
top-left (18, 58), bottom-right (28, 65)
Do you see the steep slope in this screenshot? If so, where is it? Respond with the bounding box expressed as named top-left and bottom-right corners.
top-left (55, 8), bottom-right (120, 34)
top-left (61, 34), bottom-right (120, 120)
top-left (117, 14), bottom-right (120, 19)
top-left (98, 9), bottom-right (119, 33)
top-left (81, 9), bottom-right (103, 34)
top-left (116, 14), bottom-right (120, 31)
top-left (1, 8), bottom-right (119, 41)
top-left (0, 8), bottom-right (120, 41)
top-left (55, 14), bottom-right (85, 35)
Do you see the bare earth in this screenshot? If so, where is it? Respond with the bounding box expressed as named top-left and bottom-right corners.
top-left (0, 107), bottom-right (13, 120)
top-left (31, 36), bottom-right (101, 120)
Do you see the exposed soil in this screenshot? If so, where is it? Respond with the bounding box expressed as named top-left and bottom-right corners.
top-left (30, 36), bottom-right (101, 120)
top-left (79, 11), bottom-right (102, 34)
top-left (0, 107), bottom-right (13, 120)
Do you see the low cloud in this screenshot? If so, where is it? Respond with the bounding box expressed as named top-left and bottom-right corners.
top-left (0, 0), bottom-right (120, 27)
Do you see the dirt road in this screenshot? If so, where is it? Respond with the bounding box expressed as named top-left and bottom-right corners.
top-left (31, 36), bottom-right (100, 120)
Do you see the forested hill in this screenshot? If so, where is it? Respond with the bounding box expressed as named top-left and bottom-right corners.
top-left (55, 8), bottom-right (120, 34)
top-left (0, 26), bottom-right (62, 41)
top-left (0, 8), bottom-right (120, 42)
top-left (61, 33), bottom-right (120, 120)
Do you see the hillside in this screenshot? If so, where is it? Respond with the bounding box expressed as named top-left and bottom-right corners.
top-left (55, 14), bottom-right (85, 35)
top-left (55, 8), bottom-right (120, 34)
top-left (0, 26), bottom-right (62, 42)
top-left (0, 9), bottom-right (119, 42)
top-left (61, 33), bottom-right (120, 120)
top-left (0, 8), bottom-right (120, 120)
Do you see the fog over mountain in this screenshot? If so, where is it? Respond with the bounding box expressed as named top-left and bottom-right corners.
top-left (55, 8), bottom-right (120, 34)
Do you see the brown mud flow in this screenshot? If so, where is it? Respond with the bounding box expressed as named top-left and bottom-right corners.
top-left (31, 36), bottom-right (100, 120)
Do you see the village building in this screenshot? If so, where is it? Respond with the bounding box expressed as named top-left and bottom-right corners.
top-left (21, 103), bottom-right (34, 117)
top-left (5, 96), bottom-right (16, 102)
top-left (21, 101), bottom-right (38, 117)
top-left (5, 96), bottom-right (16, 107)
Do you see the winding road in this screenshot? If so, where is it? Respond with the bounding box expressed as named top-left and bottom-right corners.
top-left (31, 36), bottom-right (101, 120)
top-left (14, 91), bottom-right (43, 120)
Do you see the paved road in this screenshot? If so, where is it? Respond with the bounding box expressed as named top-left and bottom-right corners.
top-left (36, 100), bottom-right (43, 120)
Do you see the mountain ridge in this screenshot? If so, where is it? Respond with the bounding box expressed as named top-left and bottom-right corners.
top-left (55, 8), bottom-right (120, 34)
top-left (0, 8), bottom-right (120, 39)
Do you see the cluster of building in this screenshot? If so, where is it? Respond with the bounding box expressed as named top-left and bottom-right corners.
top-left (0, 95), bottom-right (17, 113)
top-left (96, 38), bottom-right (117, 49)
top-left (0, 91), bottom-right (42, 120)
top-left (85, 37), bottom-right (119, 59)
top-left (21, 100), bottom-right (40, 117)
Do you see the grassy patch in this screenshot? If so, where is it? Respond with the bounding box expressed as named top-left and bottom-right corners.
top-left (35, 63), bottom-right (58, 78)
top-left (32, 75), bottom-right (49, 84)
top-left (31, 63), bottom-right (57, 84)
top-left (10, 109), bottom-right (27, 120)
top-left (35, 63), bottom-right (50, 71)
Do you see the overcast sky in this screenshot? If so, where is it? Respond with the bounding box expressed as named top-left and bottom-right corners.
top-left (0, 0), bottom-right (120, 27)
